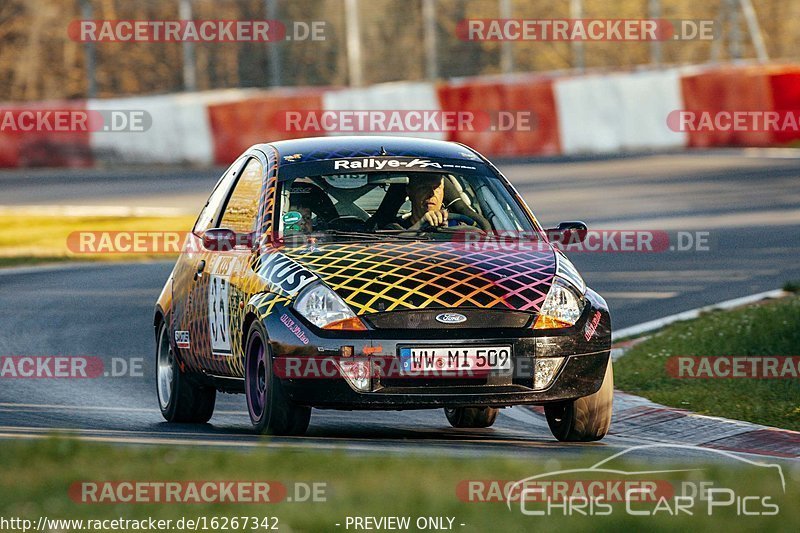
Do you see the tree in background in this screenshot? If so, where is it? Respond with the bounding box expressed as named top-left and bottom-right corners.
top-left (0, 0), bottom-right (797, 101)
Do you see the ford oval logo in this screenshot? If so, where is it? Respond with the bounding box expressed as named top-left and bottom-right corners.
top-left (436, 312), bottom-right (467, 324)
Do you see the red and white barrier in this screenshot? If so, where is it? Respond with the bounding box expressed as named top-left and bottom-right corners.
top-left (767, 65), bottom-right (800, 145)
top-left (678, 64), bottom-right (774, 148)
top-left (208, 87), bottom-right (328, 165)
top-left (322, 82), bottom-right (444, 140)
top-left (438, 74), bottom-right (561, 157)
top-left (3, 62), bottom-right (800, 168)
top-left (88, 89), bottom-right (253, 165)
top-left (0, 100), bottom-right (93, 168)
top-left (555, 69), bottom-right (687, 154)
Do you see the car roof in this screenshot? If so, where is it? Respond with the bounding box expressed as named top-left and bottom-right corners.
top-left (255, 136), bottom-right (483, 165)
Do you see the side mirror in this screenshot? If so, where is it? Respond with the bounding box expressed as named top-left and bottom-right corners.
top-left (201, 228), bottom-right (237, 251)
top-left (545, 221), bottom-right (588, 244)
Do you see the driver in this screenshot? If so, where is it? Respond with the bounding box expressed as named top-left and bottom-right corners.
top-left (404, 174), bottom-right (449, 229)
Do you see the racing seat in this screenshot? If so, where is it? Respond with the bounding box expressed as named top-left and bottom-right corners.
top-left (288, 182), bottom-right (338, 227)
top-left (443, 177), bottom-right (492, 231)
top-left (365, 183), bottom-right (408, 230)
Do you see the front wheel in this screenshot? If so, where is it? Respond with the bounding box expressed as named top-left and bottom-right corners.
top-left (245, 321), bottom-right (311, 435)
top-left (544, 358), bottom-right (613, 442)
top-left (444, 406), bottom-right (499, 428)
top-left (156, 319), bottom-right (216, 423)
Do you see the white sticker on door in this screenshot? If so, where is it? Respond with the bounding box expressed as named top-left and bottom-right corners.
top-left (208, 274), bottom-right (232, 356)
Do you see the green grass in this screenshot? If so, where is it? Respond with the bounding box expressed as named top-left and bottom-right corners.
top-left (784, 281), bottom-right (800, 293)
top-left (616, 295), bottom-right (800, 430)
top-left (0, 439), bottom-right (796, 532)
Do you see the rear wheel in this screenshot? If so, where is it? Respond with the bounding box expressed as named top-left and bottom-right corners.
top-left (245, 321), bottom-right (311, 435)
top-left (545, 358), bottom-right (613, 442)
top-left (156, 319), bottom-right (216, 423)
top-left (444, 406), bottom-right (499, 428)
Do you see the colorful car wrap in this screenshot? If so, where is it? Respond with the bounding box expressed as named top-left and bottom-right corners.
top-left (155, 136), bottom-right (611, 405)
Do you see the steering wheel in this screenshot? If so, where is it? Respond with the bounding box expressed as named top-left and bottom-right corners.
top-left (418, 212), bottom-right (485, 234)
top-left (319, 215), bottom-right (365, 231)
top-left (446, 213), bottom-right (479, 227)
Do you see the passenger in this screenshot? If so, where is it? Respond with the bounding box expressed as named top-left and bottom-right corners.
top-left (285, 182), bottom-right (335, 233)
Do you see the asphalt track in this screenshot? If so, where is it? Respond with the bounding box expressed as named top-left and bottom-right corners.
top-left (0, 149), bottom-right (799, 464)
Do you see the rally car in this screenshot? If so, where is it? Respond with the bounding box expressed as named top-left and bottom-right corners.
top-left (154, 136), bottom-right (613, 441)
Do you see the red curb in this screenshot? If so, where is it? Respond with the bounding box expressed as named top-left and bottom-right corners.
top-left (703, 428), bottom-right (800, 458)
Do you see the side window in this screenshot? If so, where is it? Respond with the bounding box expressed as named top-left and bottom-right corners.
top-left (219, 158), bottom-right (264, 234)
top-left (193, 158), bottom-right (245, 234)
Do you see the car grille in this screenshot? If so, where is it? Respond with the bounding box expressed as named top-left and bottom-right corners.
top-left (363, 308), bottom-right (533, 329)
top-left (379, 377), bottom-right (490, 388)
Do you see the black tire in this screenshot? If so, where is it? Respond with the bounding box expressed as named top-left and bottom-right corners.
top-left (545, 358), bottom-right (613, 442)
top-left (245, 321), bottom-right (311, 436)
top-left (444, 406), bottom-right (499, 428)
top-left (156, 319), bottom-right (216, 423)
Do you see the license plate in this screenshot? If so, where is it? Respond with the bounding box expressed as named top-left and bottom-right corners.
top-left (399, 346), bottom-right (512, 373)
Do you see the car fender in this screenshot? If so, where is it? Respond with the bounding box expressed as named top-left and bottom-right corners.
top-left (154, 275), bottom-right (173, 327)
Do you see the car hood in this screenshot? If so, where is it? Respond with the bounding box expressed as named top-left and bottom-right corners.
top-left (282, 240), bottom-right (556, 315)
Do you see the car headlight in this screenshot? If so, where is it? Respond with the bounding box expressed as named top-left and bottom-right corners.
top-left (533, 277), bottom-right (586, 329)
top-left (555, 252), bottom-right (586, 294)
top-left (294, 283), bottom-right (366, 331)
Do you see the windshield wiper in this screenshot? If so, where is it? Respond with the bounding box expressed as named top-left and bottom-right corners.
top-left (377, 226), bottom-right (483, 237)
top-left (376, 228), bottom-right (546, 247)
top-left (316, 230), bottom-right (428, 241)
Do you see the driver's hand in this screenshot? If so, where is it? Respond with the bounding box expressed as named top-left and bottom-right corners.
top-left (421, 208), bottom-right (448, 228)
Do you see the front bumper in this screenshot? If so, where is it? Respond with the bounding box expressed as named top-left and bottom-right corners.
top-left (263, 289), bottom-right (611, 410)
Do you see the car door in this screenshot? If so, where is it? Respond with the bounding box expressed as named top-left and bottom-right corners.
top-left (171, 156), bottom-right (247, 372)
top-left (200, 156), bottom-right (267, 377)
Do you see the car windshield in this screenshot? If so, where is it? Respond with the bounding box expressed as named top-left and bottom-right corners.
top-left (276, 162), bottom-right (541, 245)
